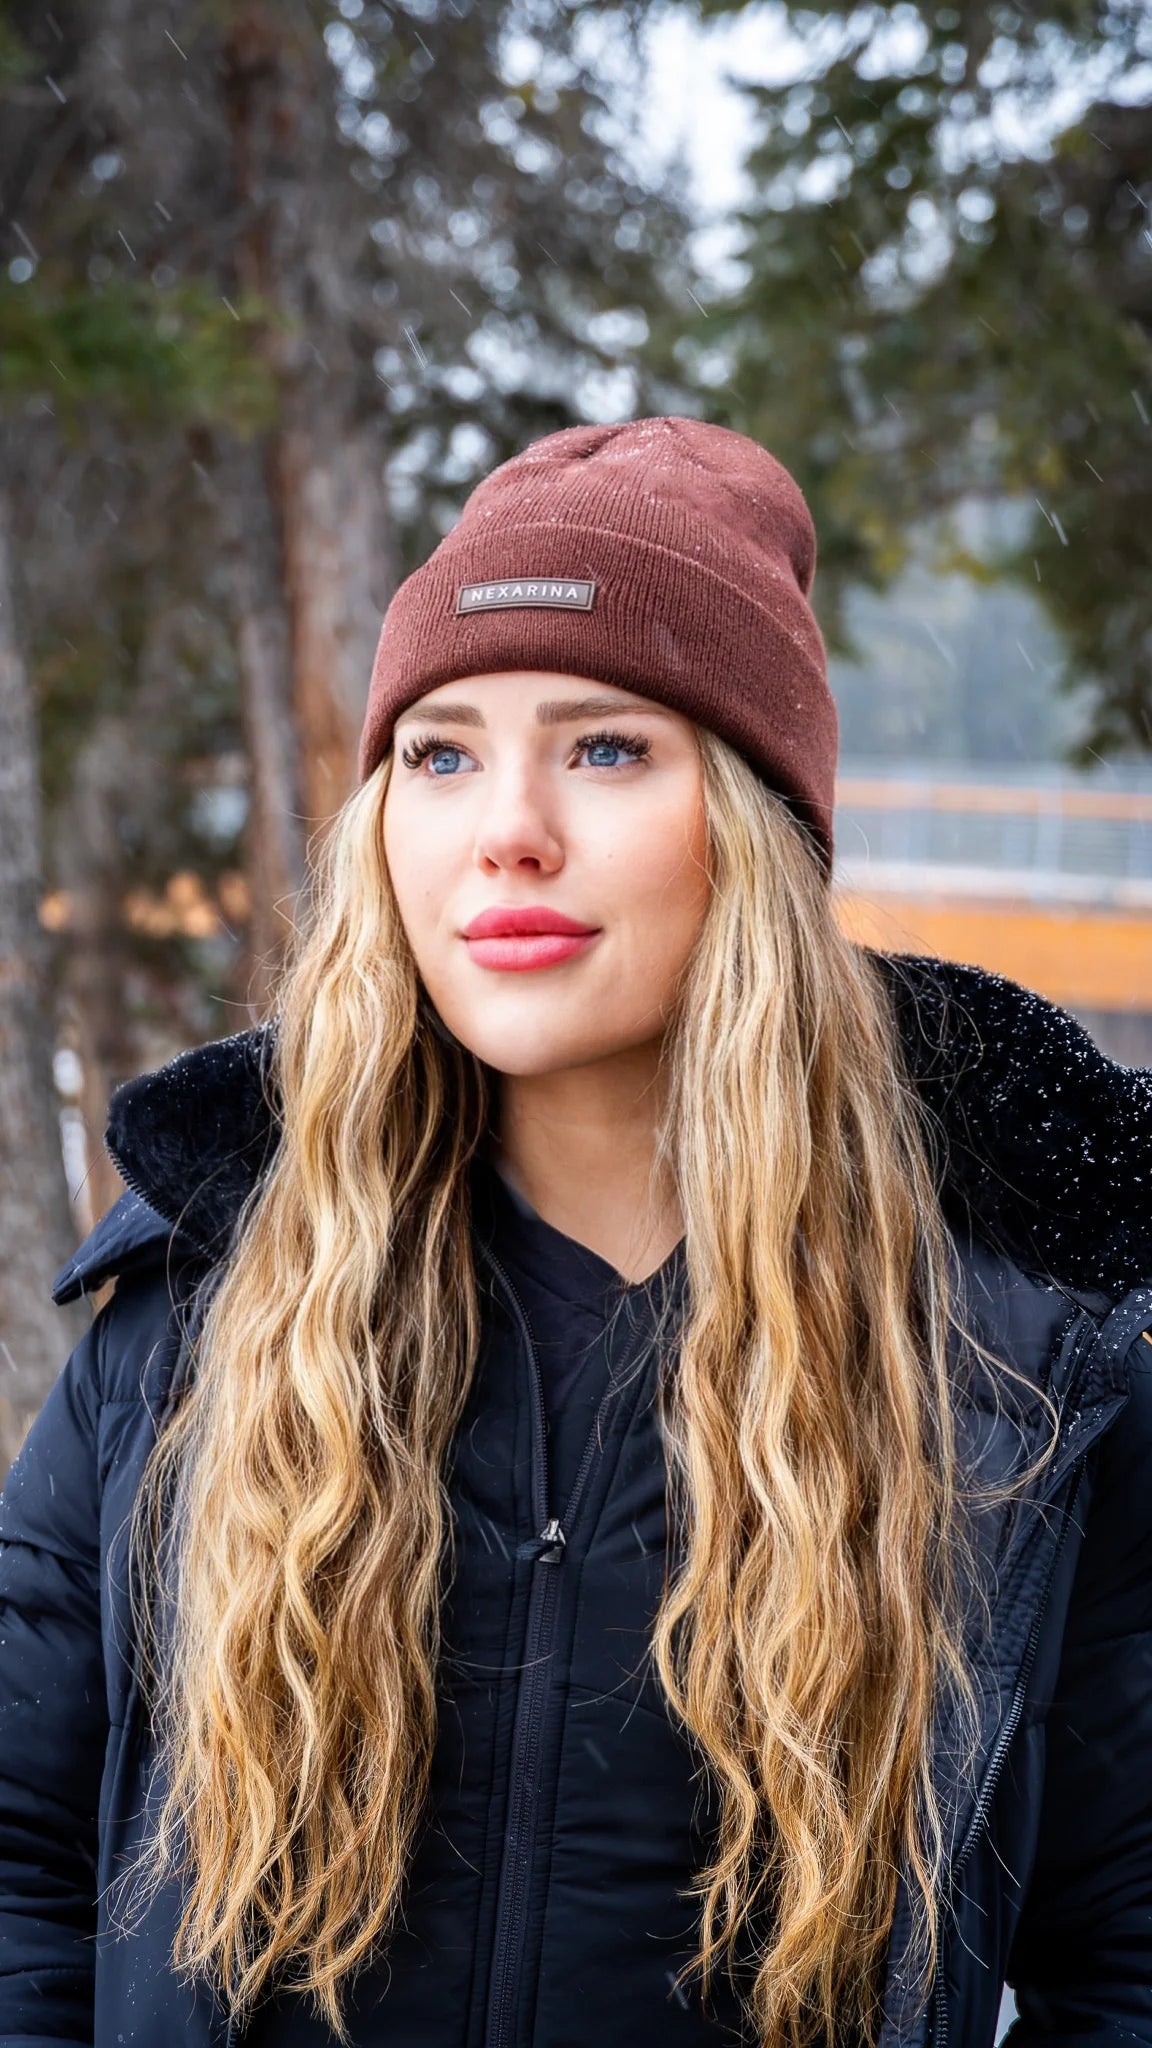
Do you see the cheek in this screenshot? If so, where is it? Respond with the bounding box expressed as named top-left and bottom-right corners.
top-left (382, 793), bottom-right (447, 945)
top-left (607, 799), bottom-right (710, 968)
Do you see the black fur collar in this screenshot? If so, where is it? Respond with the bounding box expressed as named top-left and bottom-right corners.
top-left (98, 951), bottom-right (1152, 1297)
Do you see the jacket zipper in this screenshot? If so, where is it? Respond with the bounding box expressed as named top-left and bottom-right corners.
top-left (477, 1241), bottom-right (657, 2048)
top-left (929, 1458), bottom-right (1086, 2048)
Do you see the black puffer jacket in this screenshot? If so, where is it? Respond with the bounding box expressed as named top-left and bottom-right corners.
top-left (3, 951), bottom-right (1152, 2048)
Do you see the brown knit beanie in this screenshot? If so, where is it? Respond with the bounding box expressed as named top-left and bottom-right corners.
top-left (357, 415), bottom-right (838, 869)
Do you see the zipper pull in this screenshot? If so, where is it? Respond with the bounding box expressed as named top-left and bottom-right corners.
top-left (516, 1517), bottom-right (566, 1565)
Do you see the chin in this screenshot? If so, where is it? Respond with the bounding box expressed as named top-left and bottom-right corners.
top-left (453, 1018), bottom-right (618, 1079)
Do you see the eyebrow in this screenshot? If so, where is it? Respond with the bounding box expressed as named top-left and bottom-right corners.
top-left (393, 693), bottom-right (675, 730)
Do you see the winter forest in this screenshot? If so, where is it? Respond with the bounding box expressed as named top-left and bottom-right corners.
top-left (1, 0), bottom-right (1150, 1466)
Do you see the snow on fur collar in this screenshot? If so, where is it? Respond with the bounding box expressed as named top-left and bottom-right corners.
top-left (74, 951), bottom-right (1152, 1300)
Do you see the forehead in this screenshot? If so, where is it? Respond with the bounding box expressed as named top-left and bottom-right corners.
top-left (394, 673), bottom-right (676, 728)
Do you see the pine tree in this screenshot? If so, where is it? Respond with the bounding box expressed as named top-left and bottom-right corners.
top-left (686, 0), bottom-right (1152, 755)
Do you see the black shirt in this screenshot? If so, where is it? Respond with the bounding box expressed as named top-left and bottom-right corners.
top-left (468, 1154), bottom-right (687, 1516)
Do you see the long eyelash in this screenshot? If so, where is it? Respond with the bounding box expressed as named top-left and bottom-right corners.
top-left (398, 728), bottom-right (652, 770)
top-left (399, 731), bottom-right (457, 769)
top-left (576, 727), bottom-right (652, 764)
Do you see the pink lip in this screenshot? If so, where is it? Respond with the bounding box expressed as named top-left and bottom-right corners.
top-left (462, 904), bottom-right (599, 939)
top-left (465, 931), bottom-right (601, 972)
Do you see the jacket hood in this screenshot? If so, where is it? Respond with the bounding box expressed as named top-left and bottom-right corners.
top-left (52, 950), bottom-right (1152, 1305)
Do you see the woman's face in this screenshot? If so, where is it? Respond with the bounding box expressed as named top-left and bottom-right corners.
top-left (381, 671), bottom-right (711, 1078)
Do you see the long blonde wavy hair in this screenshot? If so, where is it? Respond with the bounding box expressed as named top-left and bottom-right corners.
top-left (114, 729), bottom-right (1054, 2048)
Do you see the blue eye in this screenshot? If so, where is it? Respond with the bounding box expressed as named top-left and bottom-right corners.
top-left (399, 728), bottom-right (652, 777)
top-left (402, 739), bottom-right (467, 776)
top-left (575, 729), bottom-right (652, 769)
top-left (583, 737), bottom-right (634, 768)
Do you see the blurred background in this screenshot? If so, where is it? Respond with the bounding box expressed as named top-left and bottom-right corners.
top-left (2, 0), bottom-right (1150, 1529)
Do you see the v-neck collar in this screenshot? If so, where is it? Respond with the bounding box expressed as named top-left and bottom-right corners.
top-left (469, 1152), bottom-right (686, 1312)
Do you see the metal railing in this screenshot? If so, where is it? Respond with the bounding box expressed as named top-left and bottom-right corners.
top-left (833, 764), bottom-right (1152, 906)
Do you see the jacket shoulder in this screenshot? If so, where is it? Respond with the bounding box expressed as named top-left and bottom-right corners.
top-left (869, 947), bottom-right (1152, 1294)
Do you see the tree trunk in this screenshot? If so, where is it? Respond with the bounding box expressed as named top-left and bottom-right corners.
top-left (0, 474), bottom-right (87, 1479)
top-left (223, 0), bottom-right (395, 851)
top-left (277, 403), bottom-right (393, 835)
top-left (216, 432), bottom-right (309, 1018)
top-left (54, 709), bottom-right (144, 1230)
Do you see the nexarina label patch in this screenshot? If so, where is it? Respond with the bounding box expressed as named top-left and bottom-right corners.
top-left (456, 578), bottom-right (597, 613)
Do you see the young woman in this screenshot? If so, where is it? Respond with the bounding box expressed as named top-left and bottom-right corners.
top-left (3, 416), bottom-right (1152, 2048)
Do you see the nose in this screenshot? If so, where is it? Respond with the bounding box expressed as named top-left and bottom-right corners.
top-left (472, 758), bottom-right (564, 875)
